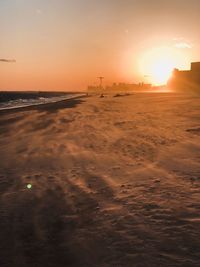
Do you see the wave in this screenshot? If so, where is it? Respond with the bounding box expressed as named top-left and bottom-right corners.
top-left (0, 93), bottom-right (85, 111)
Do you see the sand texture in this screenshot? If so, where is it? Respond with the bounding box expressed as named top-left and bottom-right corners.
top-left (0, 93), bottom-right (200, 267)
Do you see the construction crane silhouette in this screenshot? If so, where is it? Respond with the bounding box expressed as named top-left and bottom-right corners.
top-left (97, 76), bottom-right (104, 89)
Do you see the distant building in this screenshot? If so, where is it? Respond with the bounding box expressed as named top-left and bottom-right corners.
top-left (168, 62), bottom-right (200, 92)
top-left (87, 82), bottom-right (152, 93)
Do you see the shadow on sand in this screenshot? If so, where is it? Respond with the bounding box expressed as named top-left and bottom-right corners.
top-left (0, 170), bottom-right (114, 267)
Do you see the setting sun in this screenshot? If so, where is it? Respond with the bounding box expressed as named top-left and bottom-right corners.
top-left (140, 47), bottom-right (186, 85)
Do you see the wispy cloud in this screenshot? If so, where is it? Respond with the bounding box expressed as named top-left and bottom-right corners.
top-left (173, 37), bottom-right (192, 49)
top-left (0, 59), bottom-right (16, 63)
top-left (174, 42), bottom-right (192, 49)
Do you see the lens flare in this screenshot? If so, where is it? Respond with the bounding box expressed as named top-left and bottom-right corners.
top-left (27, 184), bottom-right (32, 189)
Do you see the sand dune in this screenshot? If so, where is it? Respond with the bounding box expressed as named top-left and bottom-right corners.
top-left (0, 93), bottom-right (200, 267)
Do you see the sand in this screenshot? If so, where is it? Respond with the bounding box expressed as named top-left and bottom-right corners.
top-left (0, 93), bottom-right (200, 267)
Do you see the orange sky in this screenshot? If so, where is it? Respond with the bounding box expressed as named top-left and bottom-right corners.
top-left (0, 0), bottom-right (200, 91)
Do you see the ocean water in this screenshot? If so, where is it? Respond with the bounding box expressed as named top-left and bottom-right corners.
top-left (0, 92), bottom-right (84, 110)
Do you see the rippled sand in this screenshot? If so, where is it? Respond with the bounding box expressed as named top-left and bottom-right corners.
top-left (0, 93), bottom-right (200, 267)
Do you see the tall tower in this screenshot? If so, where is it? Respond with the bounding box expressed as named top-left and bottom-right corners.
top-left (97, 76), bottom-right (104, 90)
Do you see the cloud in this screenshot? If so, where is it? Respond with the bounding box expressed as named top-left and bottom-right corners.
top-left (174, 42), bottom-right (192, 49)
top-left (0, 59), bottom-right (16, 63)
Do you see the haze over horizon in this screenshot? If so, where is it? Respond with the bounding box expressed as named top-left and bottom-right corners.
top-left (1, 0), bottom-right (200, 91)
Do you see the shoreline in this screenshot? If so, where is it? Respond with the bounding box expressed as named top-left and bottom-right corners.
top-left (0, 93), bottom-right (86, 112)
top-left (0, 94), bottom-right (87, 114)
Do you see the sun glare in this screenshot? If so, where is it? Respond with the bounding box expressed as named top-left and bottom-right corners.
top-left (140, 47), bottom-right (184, 85)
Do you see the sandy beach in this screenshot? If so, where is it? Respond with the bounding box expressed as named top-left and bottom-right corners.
top-left (0, 93), bottom-right (200, 267)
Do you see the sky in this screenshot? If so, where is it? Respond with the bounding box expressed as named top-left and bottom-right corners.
top-left (0, 0), bottom-right (200, 91)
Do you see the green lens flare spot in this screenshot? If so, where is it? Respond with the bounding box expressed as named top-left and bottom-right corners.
top-left (27, 184), bottom-right (32, 189)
